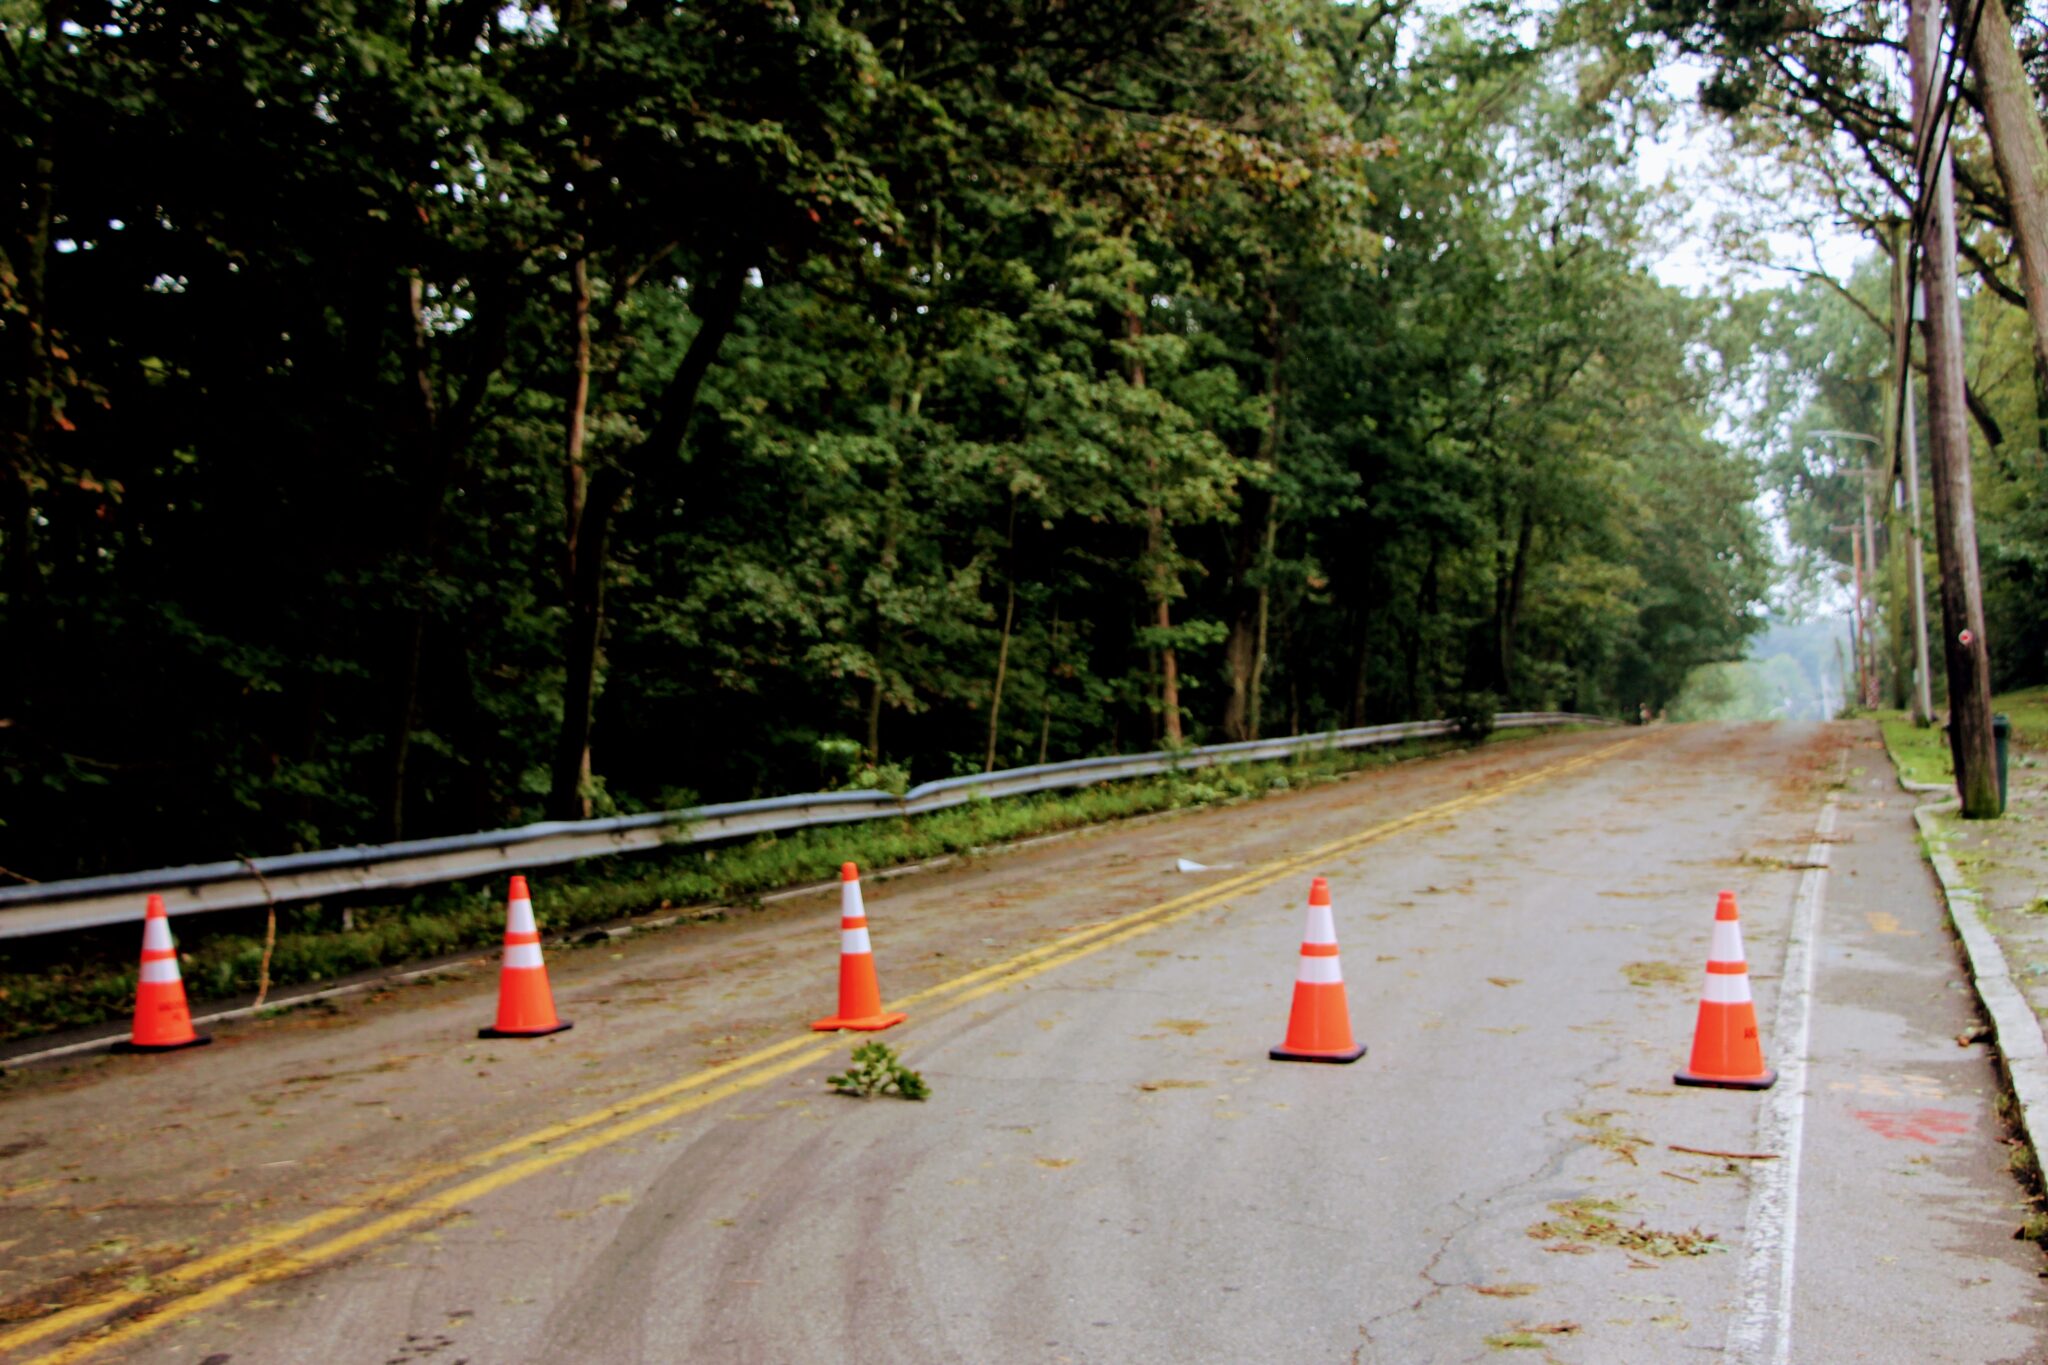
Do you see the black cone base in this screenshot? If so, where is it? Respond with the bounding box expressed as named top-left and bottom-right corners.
top-left (1674, 1066), bottom-right (1776, 1091)
top-left (479, 1021), bottom-right (574, 1040)
top-left (1269, 1043), bottom-right (1367, 1064)
top-left (112, 1034), bottom-right (213, 1054)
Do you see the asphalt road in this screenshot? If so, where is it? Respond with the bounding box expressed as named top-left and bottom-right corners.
top-left (2, 723), bottom-right (2042, 1364)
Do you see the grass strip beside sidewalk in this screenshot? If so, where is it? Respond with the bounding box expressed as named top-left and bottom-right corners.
top-left (1878, 687), bottom-right (2048, 789)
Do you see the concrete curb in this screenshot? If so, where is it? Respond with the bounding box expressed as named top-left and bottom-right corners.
top-left (1910, 795), bottom-right (2048, 1163)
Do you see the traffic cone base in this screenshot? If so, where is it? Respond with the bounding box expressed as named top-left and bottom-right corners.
top-left (1675, 1062), bottom-right (1774, 1090)
top-left (480, 1020), bottom-right (574, 1040)
top-left (812, 863), bottom-right (904, 1032)
top-left (1674, 891), bottom-right (1775, 1090)
top-left (112, 1034), bottom-right (213, 1055)
top-left (1269, 1040), bottom-right (1367, 1064)
top-left (1270, 876), bottom-right (1367, 1065)
top-left (482, 876), bottom-right (570, 1040)
top-left (811, 1012), bottom-right (907, 1032)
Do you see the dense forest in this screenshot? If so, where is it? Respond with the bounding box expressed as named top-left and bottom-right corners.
top-left (3, 0), bottom-right (1808, 879)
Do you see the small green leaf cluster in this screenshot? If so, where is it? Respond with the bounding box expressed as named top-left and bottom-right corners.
top-left (827, 1041), bottom-right (930, 1101)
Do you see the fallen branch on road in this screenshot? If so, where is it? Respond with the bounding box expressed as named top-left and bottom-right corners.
top-left (1667, 1143), bottom-right (1780, 1161)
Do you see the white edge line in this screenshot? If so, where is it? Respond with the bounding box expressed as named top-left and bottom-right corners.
top-left (1725, 794), bottom-right (1836, 1365)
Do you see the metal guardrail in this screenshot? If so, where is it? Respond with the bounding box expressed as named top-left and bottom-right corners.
top-left (0, 711), bottom-right (1608, 940)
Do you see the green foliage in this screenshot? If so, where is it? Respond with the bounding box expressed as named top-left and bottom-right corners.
top-left (827, 1040), bottom-right (929, 1101)
top-left (1447, 692), bottom-right (1500, 743)
top-left (2, 2), bottom-right (1768, 885)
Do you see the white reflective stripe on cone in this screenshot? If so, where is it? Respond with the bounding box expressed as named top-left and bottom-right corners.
top-left (501, 941), bottom-right (546, 970)
top-left (142, 916), bottom-right (174, 952)
top-left (505, 898), bottom-right (537, 935)
top-left (1302, 903), bottom-right (1337, 945)
top-left (1710, 920), bottom-right (1745, 963)
top-left (1296, 955), bottom-right (1343, 985)
top-left (841, 880), bottom-right (866, 919)
top-left (1702, 972), bottom-right (1753, 1004)
top-left (139, 958), bottom-right (183, 984)
top-left (841, 927), bottom-right (873, 955)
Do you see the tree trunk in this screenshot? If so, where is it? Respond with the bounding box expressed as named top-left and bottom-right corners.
top-left (1129, 308), bottom-right (1182, 743)
top-left (563, 254), bottom-right (592, 590)
top-left (864, 676), bottom-right (884, 765)
top-left (545, 265), bottom-right (747, 820)
top-left (1406, 542), bottom-right (1441, 716)
top-left (862, 454), bottom-right (903, 766)
top-left (1221, 298), bottom-right (1288, 742)
top-left (1036, 605), bottom-right (1060, 766)
top-left (1497, 507), bottom-right (1534, 697)
top-left (1912, 0), bottom-right (2003, 817)
top-left (982, 496), bottom-right (1019, 771)
top-left (1219, 513), bottom-right (1261, 740)
top-left (1348, 604), bottom-right (1371, 727)
top-left (1959, 0), bottom-right (2048, 447)
top-left (1156, 591), bottom-right (1182, 744)
top-left (984, 583), bottom-right (1016, 771)
top-left (548, 465), bottom-right (627, 819)
top-left (984, 586), bottom-right (1016, 775)
top-left (544, 250), bottom-right (596, 822)
top-left (1888, 221), bottom-right (1937, 724)
top-left (1247, 508), bottom-right (1279, 739)
top-left (1245, 302), bottom-right (1289, 741)
top-left (382, 269), bottom-right (447, 839)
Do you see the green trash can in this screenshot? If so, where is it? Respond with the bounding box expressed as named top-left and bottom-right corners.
top-left (1995, 712), bottom-right (2011, 814)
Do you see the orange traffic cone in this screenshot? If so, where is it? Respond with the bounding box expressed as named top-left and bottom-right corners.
top-left (1270, 876), bottom-right (1367, 1064)
top-left (479, 875), bottom-right (572, 1039)
top-left (113, 894), bottom-right (211, 1053)
top-left (1675, 890), bottom-right (1775, 1090)
top-left (810, 862), bottom-right (906, 1032)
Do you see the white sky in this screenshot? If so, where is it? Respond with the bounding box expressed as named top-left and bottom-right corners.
top-left (1633, 60), bottom-right (1873, 294)
top-left (1626, 58), bottom-right (1877, 637)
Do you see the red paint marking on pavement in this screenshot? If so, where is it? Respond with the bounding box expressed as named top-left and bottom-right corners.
top-left (1850, 1108), bottom-right (1972, 1145)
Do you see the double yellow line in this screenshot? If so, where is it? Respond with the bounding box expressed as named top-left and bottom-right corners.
top-left (8, 736), bottom-right (1630, 1363)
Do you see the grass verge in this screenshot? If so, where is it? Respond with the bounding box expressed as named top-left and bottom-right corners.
top-left (1876, 686), bottom-right (2048, 790)
top-left (0, 731), bottom-right (1555, 1047)
top-left (1877, 709), bottom-right (1952, 787)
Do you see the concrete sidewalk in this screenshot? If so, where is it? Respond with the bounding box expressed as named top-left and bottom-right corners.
top-left (1888, 710), bottom-right (2048, 1184)
top-left (1790, 729), bottom-right (2048, 1361)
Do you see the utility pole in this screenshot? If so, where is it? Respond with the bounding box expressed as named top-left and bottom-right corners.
top-left (1909, 0), bottom-right (2003, 816)
top-left (1832, 522), bottom-right (1870, 706)
top-left (1815, 430), bottom-right (1887, 708)
top-left (1863, 476), bottom-right (1880, 705)
top-left (1886, 221), bottom-right (1935, 725)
